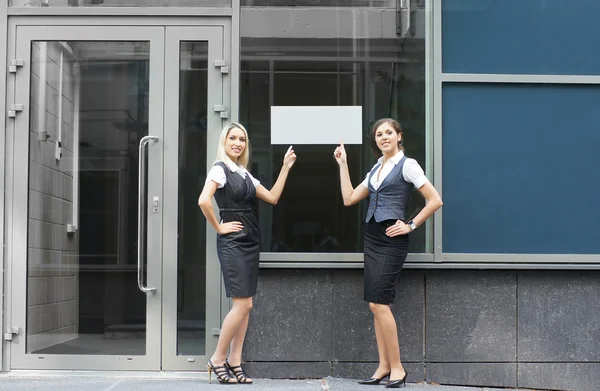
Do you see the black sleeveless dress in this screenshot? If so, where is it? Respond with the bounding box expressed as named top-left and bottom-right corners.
top-left (213, 162), bottom-right (261, 298)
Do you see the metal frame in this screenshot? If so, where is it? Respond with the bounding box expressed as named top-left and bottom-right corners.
top-left (1, 0), bottom-right (8, 373)
top-left (2, 9), bottom-right (234, 374)
top-left (260, 262), bottom-right (600, 270)
top-left (4, 19), bottom-right (232, 370)
top-left (253, 0), bottom-right (438, 267)
top-left (7, 7), bottom-right (233, 16)
top-left (424, 0), bottom-right (434, 255)
top-left (441, 73), bottom-right (600, 84)
top-left (252, 0), bottom-right (600, 269)
top-left (432, 0), bottom-right (443, 263)
top-left (161, 25), bottom-right (225, 371)
top-left (7, 25), bottom-right (165, 370)
top-left (431, 0), bottom-right (600, 268)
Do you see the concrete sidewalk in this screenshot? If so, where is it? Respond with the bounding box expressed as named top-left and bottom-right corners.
top-left (0, 376), bottom-right (540, 391)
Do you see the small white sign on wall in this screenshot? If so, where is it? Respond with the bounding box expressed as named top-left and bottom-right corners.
top-left (270, 106), bottom-right (363, 145)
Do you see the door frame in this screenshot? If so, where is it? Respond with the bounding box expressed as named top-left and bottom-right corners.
top-left (161, 25), bottom-right (226, 371)
top-left (4, 17), bottom-right (232, 371)
top-left (7, 24), bottom-right (165, 371)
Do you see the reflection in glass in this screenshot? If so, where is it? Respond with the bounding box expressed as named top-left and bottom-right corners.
top-left (27, 41), bottom-right (150, 355)
top-left (177, 42), bottom-right (208, 356)
top-left (241, 2), bottom-right (428, 253)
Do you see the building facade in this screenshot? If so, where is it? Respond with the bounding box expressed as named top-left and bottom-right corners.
top-left (0, 1), bottom-right (599, 390)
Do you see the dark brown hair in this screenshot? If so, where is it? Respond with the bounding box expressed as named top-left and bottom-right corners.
top-left (370, 118), bottom-right (404, 157)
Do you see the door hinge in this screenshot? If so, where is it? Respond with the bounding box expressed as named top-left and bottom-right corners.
top-left (4, 326), bottom-right (20, 341)
top-left (8, 104), bottom-right (24, 118)
top-left (212, 328), bottom-right (221, 336)
top-left (214, 60), bottom-right (229, 74)
top-left (9, 59), bottom-right (25, 74)
top-left (396, 0), bottom-right (415, 37)
top-left (213, 105), bottom-right (229, 119)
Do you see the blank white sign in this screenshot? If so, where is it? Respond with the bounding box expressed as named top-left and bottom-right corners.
top-left (270, 106), bottom-right (363, 145)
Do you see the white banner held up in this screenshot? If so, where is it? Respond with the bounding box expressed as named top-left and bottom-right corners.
top-left (270, 106), bottom-right (363, 145)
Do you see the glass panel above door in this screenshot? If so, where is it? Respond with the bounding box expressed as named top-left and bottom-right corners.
top-left (26, 40), bottom-right (151, 355)
top-left (10, 0), bottom-right (231, 7)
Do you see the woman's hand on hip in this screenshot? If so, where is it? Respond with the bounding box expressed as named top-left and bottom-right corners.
top-left (386, 220), bottom-right (413, 237)
top-left (283, 145), bottom-right (297, 169)
top-left (218, 221), bottom-right (244, 234)
top-left (333, 141), bottom-right (347, 165)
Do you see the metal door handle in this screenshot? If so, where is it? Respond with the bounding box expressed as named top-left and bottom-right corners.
top-left (138, 135), bottom-right (159, 294)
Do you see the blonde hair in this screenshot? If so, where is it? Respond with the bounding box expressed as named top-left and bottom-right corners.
top-left (215, 122), bottom-right (251, 169)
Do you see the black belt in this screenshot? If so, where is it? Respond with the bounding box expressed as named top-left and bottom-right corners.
top-left (220, 207), bottom-right (253, 213)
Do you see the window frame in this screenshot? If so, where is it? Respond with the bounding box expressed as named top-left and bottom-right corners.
top-left (249, 0), bottom-right (600, 269)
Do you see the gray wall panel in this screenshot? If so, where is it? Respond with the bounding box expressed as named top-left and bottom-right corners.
top-left (332, 270), bottom-right (424, 362)
top-left (518, 363), bottom-right (600, 391)
top-left (518, 271), bottom-right (600, 362)
top-left (244, 269), bottom-right (333, 361)
top-left (425, 271), bottom-right (517, 362)
top-left (426, 363), bottom-right (517, 388)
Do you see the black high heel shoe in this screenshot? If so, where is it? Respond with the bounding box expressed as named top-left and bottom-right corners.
top-left (207, 359), bottom-right (236, 385)
top-left (385, 371), bottom-right (407, 388)
top-left (358, 372), bottom-right (390, 385)
top-left (225, 359), bottom-right (253, 384)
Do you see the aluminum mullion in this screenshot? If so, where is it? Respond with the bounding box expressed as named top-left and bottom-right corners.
top-left (8, 7), bottom-right (233, 16)
top-left (441, 73), bottom-right (600, 85)
top-left (432, 0), bottom-right (443, 262)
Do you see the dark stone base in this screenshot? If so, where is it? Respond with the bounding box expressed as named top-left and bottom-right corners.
top-left (241, 268), bottom-right (600, 391)
top-left (426, 363), bottom-right (517, 388)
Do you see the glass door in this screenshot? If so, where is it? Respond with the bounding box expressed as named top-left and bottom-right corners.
top-left (7, 22), bottom-right (228, 372)
top-left (161, 26), bottom-right (226, 371)
top-left (8, 25), bottom-right (165, 370)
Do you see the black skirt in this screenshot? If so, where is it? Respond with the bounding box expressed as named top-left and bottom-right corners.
top-left (363, 219), bottom-right (409, 304)
top-left (217, 211), bottom-right (260, 298)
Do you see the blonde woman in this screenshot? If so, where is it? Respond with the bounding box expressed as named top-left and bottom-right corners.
top-left (198, 123), bottom-right (297, 384)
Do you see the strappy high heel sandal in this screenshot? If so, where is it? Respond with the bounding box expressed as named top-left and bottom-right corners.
top-left (207, 359), bottom-right (237, 385)
top-left (225, 359), bottom-right (253, 384)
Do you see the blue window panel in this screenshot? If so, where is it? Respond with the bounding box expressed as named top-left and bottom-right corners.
top-left (443, 0), bottom-right (600, 75)
top-left (442, 84), bottom-right (600, 254)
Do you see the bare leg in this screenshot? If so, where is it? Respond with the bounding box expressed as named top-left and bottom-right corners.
top-left (210, 297), bottom-right (253, 371)
top-left (370, 303), bottom-right (406, 381)
top-left (228, 310), bottom-right (249, 365)
top-left (227, 301), bottom-right (253, 383)
top-left (370, 311), bottom-right (391, 379)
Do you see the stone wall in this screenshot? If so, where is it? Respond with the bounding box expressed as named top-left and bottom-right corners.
top-left (243, 269), bottom-right (600, 391)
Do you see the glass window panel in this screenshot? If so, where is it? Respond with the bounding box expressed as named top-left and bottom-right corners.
top-left (442, 83), bottom-right (600, 254)
top-left (443, 0), bottom-right (600, 75)
top-left (27, 41), bottom-right (150, 355)
top-left (177, 41), bottom-right (208, 357)
top-left (240, 2), bottom-right (428, 253)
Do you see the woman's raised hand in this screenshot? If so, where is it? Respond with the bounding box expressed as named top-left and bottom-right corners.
top-left (334, 141), bottom-right (347, 165)
top-left (283, 145), bottom-right (297, 169)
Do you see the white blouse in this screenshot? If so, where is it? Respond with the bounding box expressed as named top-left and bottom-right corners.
top-left (360, 151), bottom-right (429, 190)
top-left (205, 160), bottom-right (260, 188)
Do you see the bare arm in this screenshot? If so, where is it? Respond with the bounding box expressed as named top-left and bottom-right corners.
top-left (255, 146), bottom-right (297, 205)
top-left (198, 180), bottom-right (243, 234)
top-left (334, 141), bottom-right (369, 206)
top-left (411, 182), bottom-right (443, 228)
top-left (386, 182), bottom-right (443, 237)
